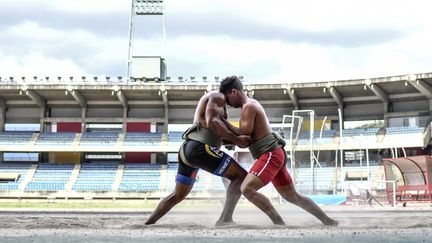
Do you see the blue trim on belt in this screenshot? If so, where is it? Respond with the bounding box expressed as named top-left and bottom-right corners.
top-left (176, 174), bottom-right (195, 185)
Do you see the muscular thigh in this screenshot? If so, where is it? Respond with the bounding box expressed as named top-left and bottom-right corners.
top-left (184, 140), bottom-right (236, 177)
top-left (249, 147), bottom-right (286, 186)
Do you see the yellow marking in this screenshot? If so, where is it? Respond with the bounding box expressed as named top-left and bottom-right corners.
top-left (230, 121), bottom-right (240, 128)
top-left (205, 144), bottom-right (220, 158)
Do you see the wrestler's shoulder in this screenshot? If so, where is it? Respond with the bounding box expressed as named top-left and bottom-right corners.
top-left (207, 91), bottom-right (225, 101)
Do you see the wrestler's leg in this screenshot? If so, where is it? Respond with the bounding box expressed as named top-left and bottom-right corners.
top-left (145, 182), bottom-right (193, 225)
top-left (273, 168), bottom-right (338, 226)
top-left (241, 174), bottom-right (285, 225)
top-left (145, 155), bottom-right (197, 225)
top-left (215, 162), bottom-right (247, 226)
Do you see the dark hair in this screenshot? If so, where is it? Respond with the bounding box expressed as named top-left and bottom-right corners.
top-left (219, 76), bottom-right (243, 95)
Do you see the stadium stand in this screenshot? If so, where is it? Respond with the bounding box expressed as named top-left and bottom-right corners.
top-left (1, 72), bottom-right (432, 206)
top-left (25, 163), bottom-right (74, 191)
top-left (36, 132), bottom-right (76, 145)
top-left (168, 131), bottom-right (183, 142)
top-left (385, 126), bottom-right (424, 135)
top-left (0, 132), bottom-right (34, 145)
top-left (119, 163), bottom-right (161, 191)
top-left (80, 132), bottom-right (120, 146)
top-left (72, 162), bottom-right (118, 191)
top-left (0, 163), bottom-right (32, 190)
top-left (124, 132), bottom-right (163, 146)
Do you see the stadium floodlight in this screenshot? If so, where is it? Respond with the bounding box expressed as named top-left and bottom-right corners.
top-left (126, 0), bottom-right (165, 82)
top-left (58, 77), bottom-right (62, 82)
top-left (178, 76), bottom-right (183, 82)
top-left (106, 77), bottom-right (111, 82)
top-left (118, 76), bottom-right (123, 82)
top-left (45, 77), bottom-right (49, 82)
top-left (93, 76), bottom-right (98, 82)
top-left (215, 76), bottom-right (219, 82)
top-left (9, 77), bottom-right (14, 82)
top-left (21, 77), bottom-right (25, 82)
top-left (82, 76), bottom-right (86, 82)
top-left (134, 0), bottom-right (164, 15)
top-left (69, 76), bottom-right (74, 81)
top-left (166, 76), bottom-right (171, 81)
top-left (202, 76), bottom-right (207, 82)
top-left (190, 76), bottom-right (195, 82)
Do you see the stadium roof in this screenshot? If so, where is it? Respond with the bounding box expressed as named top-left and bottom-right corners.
top-left (1, 72), bottom-right (432, 123)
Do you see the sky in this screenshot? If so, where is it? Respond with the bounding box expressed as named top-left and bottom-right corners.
top-left (0, 0), bottom-right (431, 83)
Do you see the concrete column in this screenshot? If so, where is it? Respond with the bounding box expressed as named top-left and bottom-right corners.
top-left (122, 108), bottom-right (128, 133)
top-left (0, 106), bottom-right (5, 132)
top-left (81, 107), bottom-right (87, 132)
top-left (164, 107), bottom-right (169, 134)
top-left (429, 99), bottom-right (432, 121)
top-left (383, 102), bottom-right (389, 127)
top-left (39, 106), bottom-right (46, 132)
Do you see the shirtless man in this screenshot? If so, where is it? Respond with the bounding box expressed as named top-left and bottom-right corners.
top-left (219, 76), bottom-right (338, 226)
top-left (145, 90), bottom-right (251, 226)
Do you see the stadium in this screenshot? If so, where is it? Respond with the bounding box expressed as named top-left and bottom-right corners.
top-left (1, 1), bottom-right (432, 242)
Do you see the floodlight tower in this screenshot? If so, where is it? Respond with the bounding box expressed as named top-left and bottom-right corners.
top-left (126, 0), bottom-right (166, 82)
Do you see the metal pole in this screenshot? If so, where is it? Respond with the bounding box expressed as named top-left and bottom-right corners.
top-left (162, 5), bottom-right (167, 57)
top-left (366, 148), bottom-right (370, 181)
top-left (359, 147), bottom-right (363, 182)
top-left (392, 181), bottom-right (396, 207)
top-left (338, 108), bottom-right (344, 192)
top-left (310, 110), bottom-right (315, 195)
top-left (126, 0), bottom-right (135, 82)
top-left (401, 147), bottom-right (407, 157)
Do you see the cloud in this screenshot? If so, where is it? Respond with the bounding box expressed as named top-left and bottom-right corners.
top-left (0, 0), bottom-right (431, 82)
top-left (0, 21), bottom-right (127, 77)
top-left (165, 13), bottom-right (404, 47)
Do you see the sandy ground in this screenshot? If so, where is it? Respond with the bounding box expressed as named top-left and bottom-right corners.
top-left (0, 204), bottom-right (432, 242)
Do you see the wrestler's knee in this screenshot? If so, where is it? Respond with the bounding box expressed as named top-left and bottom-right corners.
top-left (240, 182), bottom-right (256, 198)
top-left (283, 191), bottom-right (301, 203)
top-left (167, 190), bottom-right (188, 204)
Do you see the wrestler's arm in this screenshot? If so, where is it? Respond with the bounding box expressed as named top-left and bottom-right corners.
top-left (222, 118), bottom-right (242, 135)
top-left (238, 103), bottom-right (257, 136)
top-left (206, 96), bottom-right (248, 146)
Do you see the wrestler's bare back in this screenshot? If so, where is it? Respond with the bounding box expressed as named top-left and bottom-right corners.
top-left (193, 91), bottom-right (226, 129)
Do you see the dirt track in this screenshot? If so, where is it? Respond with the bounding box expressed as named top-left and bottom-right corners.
top-left (0, 205), bottom-right (431, 242)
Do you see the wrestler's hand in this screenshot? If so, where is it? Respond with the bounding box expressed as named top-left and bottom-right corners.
top-left (236, 135), bottom-right (252, 148)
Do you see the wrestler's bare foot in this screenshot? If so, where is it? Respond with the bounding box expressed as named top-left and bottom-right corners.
top-left (144, 218), bottom-right (156, 225)
top-left (273, 219), bottom-right (285, 226)
top-left (215, 219), bottom-right (236, 226)
top-left (323, 218), bottom-right (338, 226)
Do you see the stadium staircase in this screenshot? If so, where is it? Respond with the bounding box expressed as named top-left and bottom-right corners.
top-left (116, 133), bottom-right (125, 147)
top-left (112, 164), bottom-right (125, 191)
top-left (29, 133), bottom-right (39, 145)
top-left (18, 163), bottom-right (38, 192)
top-left (72, 133), bottom-right (82, 146)
top-left (65, 164), bottom-right (81, 191)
